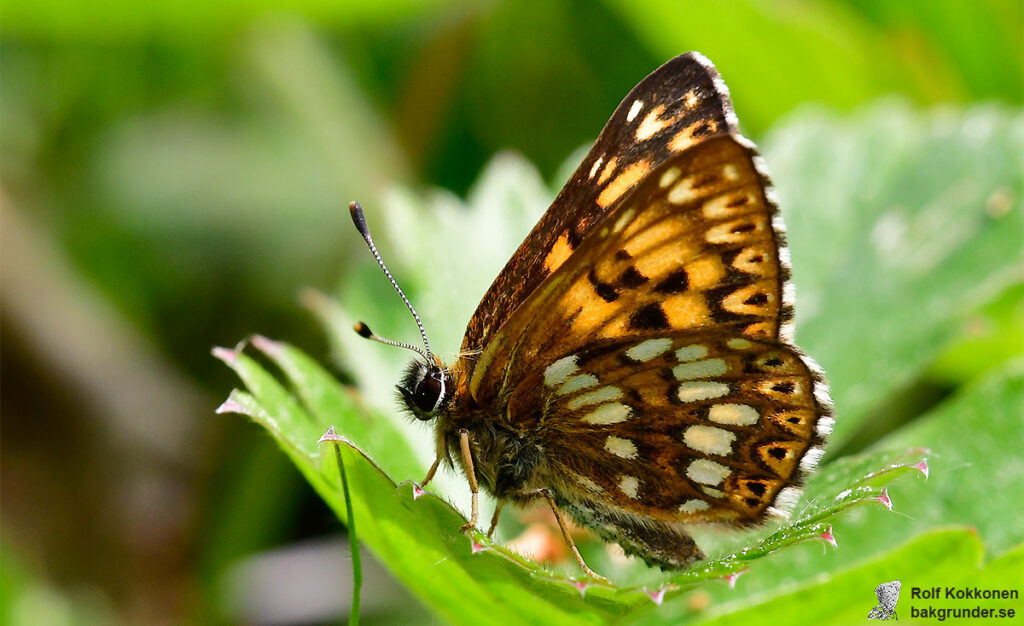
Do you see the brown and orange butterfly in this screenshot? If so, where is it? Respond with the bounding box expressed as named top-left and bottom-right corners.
top-left (350, 52), bottom-right (832, 580)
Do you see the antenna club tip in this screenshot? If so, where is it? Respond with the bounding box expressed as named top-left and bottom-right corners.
top-left (353, 321), bottom-right (373, 338)
top-left (349, 201), bottom-right (369, 235)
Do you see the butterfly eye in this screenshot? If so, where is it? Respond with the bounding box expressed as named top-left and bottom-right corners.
top-left (398, 360), bottom-right (447, 420)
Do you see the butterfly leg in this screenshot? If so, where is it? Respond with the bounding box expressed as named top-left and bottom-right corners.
top-left (486, 500), bottom-right (505, 539)
top-left (516, 488), bottom-right (608, 582)
top-left (458, 429), bottom-right (480, 533)
top-left (420, 456), bottom-right (442, 487)
top-left (420, 433), bottom-right (448, 487)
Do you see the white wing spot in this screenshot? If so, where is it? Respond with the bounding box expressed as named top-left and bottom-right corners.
top-left (605, 436), bottom-right (638, 459)
top-left (677, 381), bottom-right (730, 402)
top-left (588, 156), bottom-right (604, 180)
top-left (544, 355), bottom-right (578, 387)
top-left (582, 403), bottom-right (632, 425)
top-left (634, 108), bottom-right (675, 141)
top-left (567, 386), bottom-right (623, 410)
top-left (679, 499), bottom-right (709, 513)
top-left (687, 459), bottom-right (730, 486)
top-left (722, 164), bottom-right (740, 181)
top-left (675, 345), bottom-right (708, 361)
top-left (612, 207), bottom-right (636, 234)
top-left (626, 338), bottom-right (673, 362)
top-left (618, 475), bottom-right (640, 499)
top-left (683, 425), bottom-right (736, 456)
top-left (673, 358), bottom-right (727, 380)
top-left (659, 166), bottom-right (681, 188)
top-left (626, 99), bottom-right (644, 123)
top-left (557, 373), bottom-right (598, 396)
top-left (668, 176), bottom-right (699, 204)
top-left (726, 338), bottom-right (753, 350)
top-left (684, 90), bottom-right (700, 110)
top-left (701, 486), bottom-right (724, 498)
top-left (708, 403), bottom-right (759, 426)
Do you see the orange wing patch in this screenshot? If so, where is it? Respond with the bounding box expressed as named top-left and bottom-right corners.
top-left (461, 53), bottom-right (739, 357)
top-left (597, 160), bottom-right (651, 208)
top-left (544, 232), bottom-right (574, 273)
top-left (469, 134), bottom-right (788, 404)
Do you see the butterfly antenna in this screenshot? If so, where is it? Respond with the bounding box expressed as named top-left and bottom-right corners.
top-left (349, 201), bottom-right (433, 363)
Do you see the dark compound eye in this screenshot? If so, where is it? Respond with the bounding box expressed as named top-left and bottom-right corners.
top-left (410, 370), bottom-right (443, 413)
top-left (398, 360), bottom-right (447, 420)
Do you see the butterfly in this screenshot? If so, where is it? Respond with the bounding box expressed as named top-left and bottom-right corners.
top-left (350, 52), bottom-right (833, 580)
top-left (868, 580), bottom-right (901, 620)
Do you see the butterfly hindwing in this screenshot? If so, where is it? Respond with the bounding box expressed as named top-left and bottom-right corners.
top-left (462, 53), bottom-right (737, 355)
top-left (516, 331), bottom-right (831, 523)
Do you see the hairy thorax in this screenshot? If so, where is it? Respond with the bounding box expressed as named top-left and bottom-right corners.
top-left (439, 380), bottom-right (553, 501)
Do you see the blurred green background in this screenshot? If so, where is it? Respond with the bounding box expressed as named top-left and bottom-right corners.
top-left (2, 1), bottom-right (1022, 624)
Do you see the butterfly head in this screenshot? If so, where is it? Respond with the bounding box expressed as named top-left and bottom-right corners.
top-left (349, 201), bottom-right (448, 421)
top-left (397, 357), bottom-right (451, 420)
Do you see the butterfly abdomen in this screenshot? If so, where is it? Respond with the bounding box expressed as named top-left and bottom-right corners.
top-left (560, 497), bottom-right (705, 569)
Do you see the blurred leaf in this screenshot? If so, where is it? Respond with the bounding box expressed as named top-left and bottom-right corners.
top-left (0, 0), bottom-right (457, 39)
top-left (0, 544), bottom-right (117, 626)
top-left (763, 103), bottom-right (1023, 446)
top-left (605, 0), bottom-right (933, 135)
top-left (838, 0), bottom-right (1023, 102)
top-left (606, 0), bottom-right (1022, 137)
top-left (928, 284), bottom-right (1024, 385)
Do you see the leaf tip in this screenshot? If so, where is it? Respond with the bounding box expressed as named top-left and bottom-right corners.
top-left (212, 346), bottom-right (238, 363)
top-left (572, 580), bottom-right (590, 597)
top-left (215, 397), bottom-right (243, 414)
top-left (412, 484), bottom-right (426, 500)
top-left (644, 584), bottom-right (678, 605)
top-left (821, 524), bottom-right (838, 549)
top-left (318, 426), bottom-right (347, 445)
top-left (913, 458), bottom-right (929, 480)
top-left (471, 540), bottom-right (487, 555)
top-left (875, 488), bottom-right (894, 511)
top-left (723, 569), bottom-right (748, 588)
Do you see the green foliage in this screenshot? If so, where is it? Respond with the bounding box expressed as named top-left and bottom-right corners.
top-left (218, 103), bottom-right (1023, 622)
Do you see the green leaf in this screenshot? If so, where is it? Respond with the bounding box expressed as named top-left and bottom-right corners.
top-left (764, 103), bottom-right (1023, 446)
top-left (868, 360), bottom-right (1024, 556)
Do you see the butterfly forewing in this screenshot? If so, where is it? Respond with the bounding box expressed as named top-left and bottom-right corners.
top-left (463, 53), bottom-right (738, 355)
top-left (469, 134), bottom-right (790, 405)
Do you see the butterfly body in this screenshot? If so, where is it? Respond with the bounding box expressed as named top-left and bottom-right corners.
top-left (378, 52), bottom-right (832, 573)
